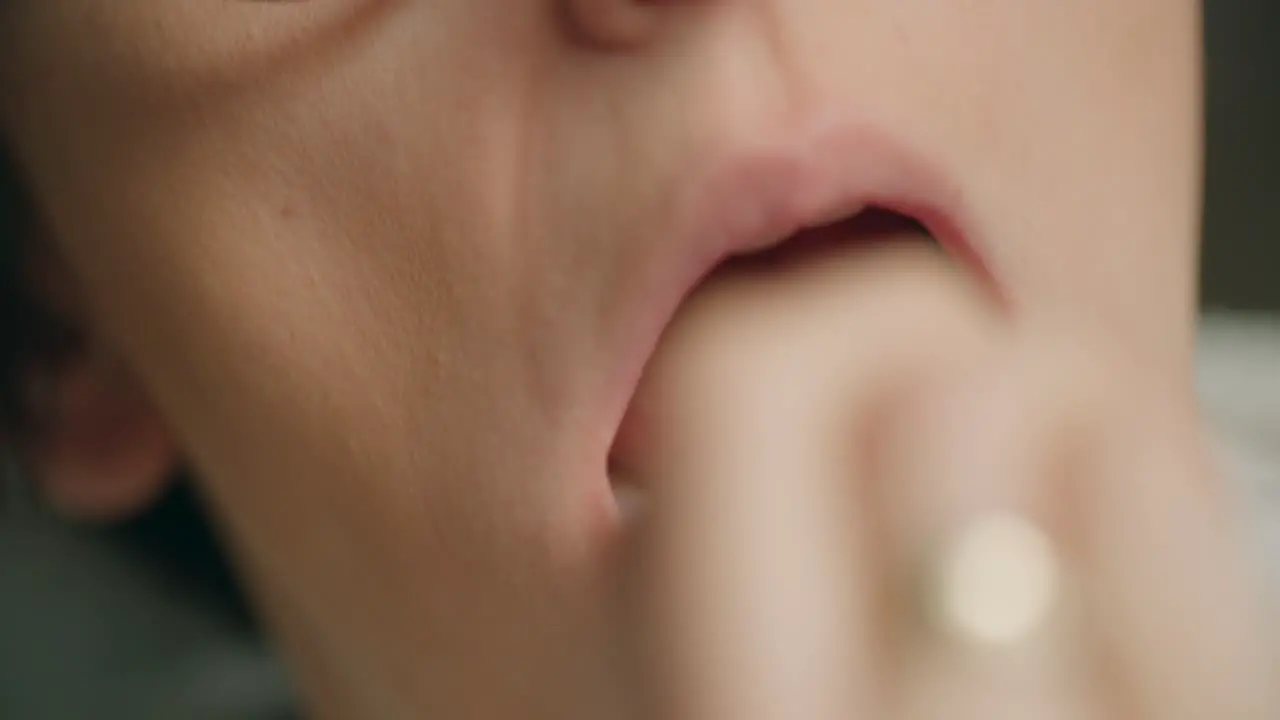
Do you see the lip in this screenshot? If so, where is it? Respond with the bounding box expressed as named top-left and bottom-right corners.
top-left (599, 120), bottom-right (988, 494)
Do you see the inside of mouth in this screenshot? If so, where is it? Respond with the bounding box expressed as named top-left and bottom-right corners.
top-left (729, 206), bottom-right (935, 270)
top-left (822, 206), bottom-right (932, 241)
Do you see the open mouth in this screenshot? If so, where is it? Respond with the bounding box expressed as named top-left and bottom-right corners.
top-left (595, 123), bottom-right (986, 524)
top-left (720, 206), bottom-right (934, 270)
top-left (606, 205), bottom-right (938, 519)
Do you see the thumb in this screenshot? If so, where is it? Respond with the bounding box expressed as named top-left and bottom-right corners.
top-left (613, 243), bottom-right (996, 720)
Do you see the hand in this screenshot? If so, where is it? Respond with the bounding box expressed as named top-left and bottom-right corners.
top-left (610, 240), bottom-right (1275, 719)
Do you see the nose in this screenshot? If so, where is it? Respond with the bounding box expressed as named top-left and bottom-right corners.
top-left (565, 0), bottom-right (687, 49)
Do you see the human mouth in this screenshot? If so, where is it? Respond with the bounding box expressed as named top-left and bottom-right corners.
top-left (601, 121), bottom-right (991, 520)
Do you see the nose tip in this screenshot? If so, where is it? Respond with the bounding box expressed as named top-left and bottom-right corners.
top-left (565, 0), bottom-right (675, 49)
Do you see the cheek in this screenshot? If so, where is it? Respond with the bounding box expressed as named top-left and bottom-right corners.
top-left (6, 1), bottom-right (417, 101)
top-left (13, 0), bottom-right (552, 380)
top-left (900, 0), bottom-right (1202, 364)
top-left (4, 0), bottom-right (548, 234)
top-left (5, 2), bottom-right (619, 536)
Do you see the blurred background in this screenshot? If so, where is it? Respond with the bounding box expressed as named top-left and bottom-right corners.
top-left (1203, 0), bottom-right (1280, 310)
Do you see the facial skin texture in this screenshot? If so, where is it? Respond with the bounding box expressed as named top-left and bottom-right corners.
top-left (0, 1), bottom-right (1201, 717)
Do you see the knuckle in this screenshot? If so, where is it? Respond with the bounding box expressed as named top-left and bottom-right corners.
top-left (1017, 330), bottom-right (1199, 434)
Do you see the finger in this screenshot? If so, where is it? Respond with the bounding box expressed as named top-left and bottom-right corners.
top-left (623, 243), bottom-right (998, 720)
top-left (878, 338), bottom-right (1105, 720)
top-left (1074, 351), bottom-right (1277, 720)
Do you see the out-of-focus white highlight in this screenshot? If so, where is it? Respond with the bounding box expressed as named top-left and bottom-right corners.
top-left (931, 513), bottom-right (1059, 648)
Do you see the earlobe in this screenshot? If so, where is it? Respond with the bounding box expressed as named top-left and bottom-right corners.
top-left (21, 350), bottom-right (178, 522)
top-left (2, 217), bottom-right (179, 522)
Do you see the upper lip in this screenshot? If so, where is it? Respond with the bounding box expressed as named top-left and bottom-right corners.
top-left (601, 119), bottom-right (985, 480)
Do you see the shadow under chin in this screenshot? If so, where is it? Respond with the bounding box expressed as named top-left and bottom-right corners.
top-left (109, 472), bottom-right (259, 635)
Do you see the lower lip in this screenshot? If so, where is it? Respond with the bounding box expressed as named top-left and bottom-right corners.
top-left (599, 242), bottom-right (722, 484)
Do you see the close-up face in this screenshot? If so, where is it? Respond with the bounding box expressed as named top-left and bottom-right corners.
top-left (0, 0), bottom-right (1201, 715)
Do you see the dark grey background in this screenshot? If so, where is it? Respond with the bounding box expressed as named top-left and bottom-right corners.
top-left (1203, 0), bottom-right (1280, 310)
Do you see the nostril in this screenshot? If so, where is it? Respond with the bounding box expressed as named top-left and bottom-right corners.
top-left (565, 0), bottom-right (664, 49)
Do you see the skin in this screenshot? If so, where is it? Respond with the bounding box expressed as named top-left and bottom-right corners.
top-left (630, 244), bottom-right (1270, 719)
top-left (2, 1), bottom-right (1270, 718)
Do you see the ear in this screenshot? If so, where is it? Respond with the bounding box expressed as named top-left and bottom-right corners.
top-left (22, 351), bottom-right (178, 522)
top-left (12, 230), bottom-right (179, 522)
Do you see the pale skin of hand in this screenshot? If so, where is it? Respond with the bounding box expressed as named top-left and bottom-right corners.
top-left (600, 241), bottom-right (1276, 720)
